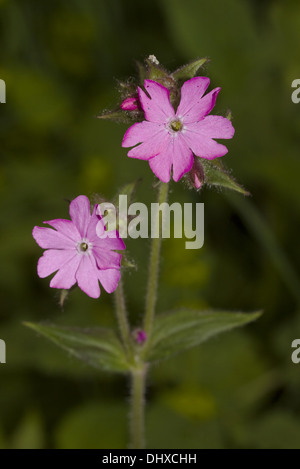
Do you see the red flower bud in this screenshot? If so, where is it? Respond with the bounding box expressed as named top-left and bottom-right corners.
top-left (189, 158), bottom-right (205, 190)
top-left (121, 96), bottom-right (140, 111)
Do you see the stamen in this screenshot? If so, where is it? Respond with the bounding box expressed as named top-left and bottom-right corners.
top-left (170, 119), bottom-right (183, 132)
top-left (79, 242), bottom-right (88, 252)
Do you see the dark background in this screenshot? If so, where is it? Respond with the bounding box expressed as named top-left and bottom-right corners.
top-left (1, 0), bottom-right (300, 448)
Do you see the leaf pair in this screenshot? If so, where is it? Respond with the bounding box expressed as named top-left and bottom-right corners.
top-left (24, 309), bottom-right (261, 374)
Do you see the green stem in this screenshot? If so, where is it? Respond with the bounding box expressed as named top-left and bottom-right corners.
top-left (144, 182), bottom-right (169, 337)
top-left (130, 365), bottom-right (147, 449)
top-left (114, 278), bottom-right (131, 354)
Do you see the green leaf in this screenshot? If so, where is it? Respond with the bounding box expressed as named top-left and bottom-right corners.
top-left (24, 322), bottom-right (130, 373)
top-left (172, 57), bottom-right (209, 81)
top-left (96, 109), bottom-right (133, 124)
top-left (145, 57), bottom-right (170, 81)
top-left (201, 159), bottom-right (250, 195)
top-left (146, 309), bottom-right (262, 362)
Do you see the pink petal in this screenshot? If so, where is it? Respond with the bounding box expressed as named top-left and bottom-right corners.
top-left (44, 219), bottom-right (81, 242)
top-left (194, 87), bottom-right (221, 121)
top-left (138, 80), bottom-right (175, 123)
top-left (94, 230), bottom-right (126, 251)
top-left (97, 268), bottom-right (121, 294)
top-left (149, 135), bottom-right (193, 182)
top-left (148, 148), bottom-right (172, 183)
top-left (122, 121), bottom-right (165, 148)
top-left (188, 115), bottom-right (235, 139)
top-left (95, 217), bottom-right (106, 238)
top-left (32, 226), bottom-right (74, 250)
top-left (37, 249), bottom-right (77, 278)
top-left (171, 135), bottom-right (194, 182)
top-left (93, 246), bottom-right (122, 270)
top-left (49, 254), bottom-right (81, 290)
top-left (69, 195), bottom-right (91, 238)
top-left (183, 129), bottom-right (229, 159)
top-left (86, 205), bottom-right (101, 242)
top-left (180, 87), bottom-right (221, 124)
top-left (127, 131), bottom-right (168, 160)
top-left (75, 255), bottom-right (100, 298)
top-left (176, 77), bottom-right (210, 120)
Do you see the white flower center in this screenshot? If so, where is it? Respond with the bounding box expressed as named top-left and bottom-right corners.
top-left (77, 238), bottom-right (92, 255)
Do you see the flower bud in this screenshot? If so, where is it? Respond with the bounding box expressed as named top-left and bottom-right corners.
top-left (120, 95), bottom-right (140, 111)
top-left (132, 329), bottom-right (147, 345)
top-left (188, 158), bottom-right (205, 190)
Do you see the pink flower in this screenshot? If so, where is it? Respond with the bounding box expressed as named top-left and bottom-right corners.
top-left (122, 77), bottom-right (235, 183)
top-left (32, 195), bottom-right (125, 299)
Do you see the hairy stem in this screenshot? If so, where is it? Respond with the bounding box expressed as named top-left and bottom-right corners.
top-left (144, 182), bottom-right (169, 337)
top-left (130, 365), bottom-right (147, 449)
top-left (114, 279), bottom-right (131, 354)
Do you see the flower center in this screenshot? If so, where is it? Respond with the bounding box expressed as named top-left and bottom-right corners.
top-left (79, 242), bottom-right (89, 252)
top-left (76, 238), bottom-right (92, 255)
top-left (170, 119), bottom-right (183, 132)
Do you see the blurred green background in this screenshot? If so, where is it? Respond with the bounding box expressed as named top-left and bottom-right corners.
top-left (1, 0), bottom-right (300, 449)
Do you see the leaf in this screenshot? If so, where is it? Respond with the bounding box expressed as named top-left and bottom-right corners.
top-left (172, 57), bottom-right (209, 81)
top-left (96, 109), bottom-right (133, 124)
top-left (201, 159), bottom-right (250, 195)
top-left (24, 322), bottom-right (130, 373)
top-left (145, 57), bottom-right (170, 81)
top-left (146, 309), bottom-right (262, 362)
